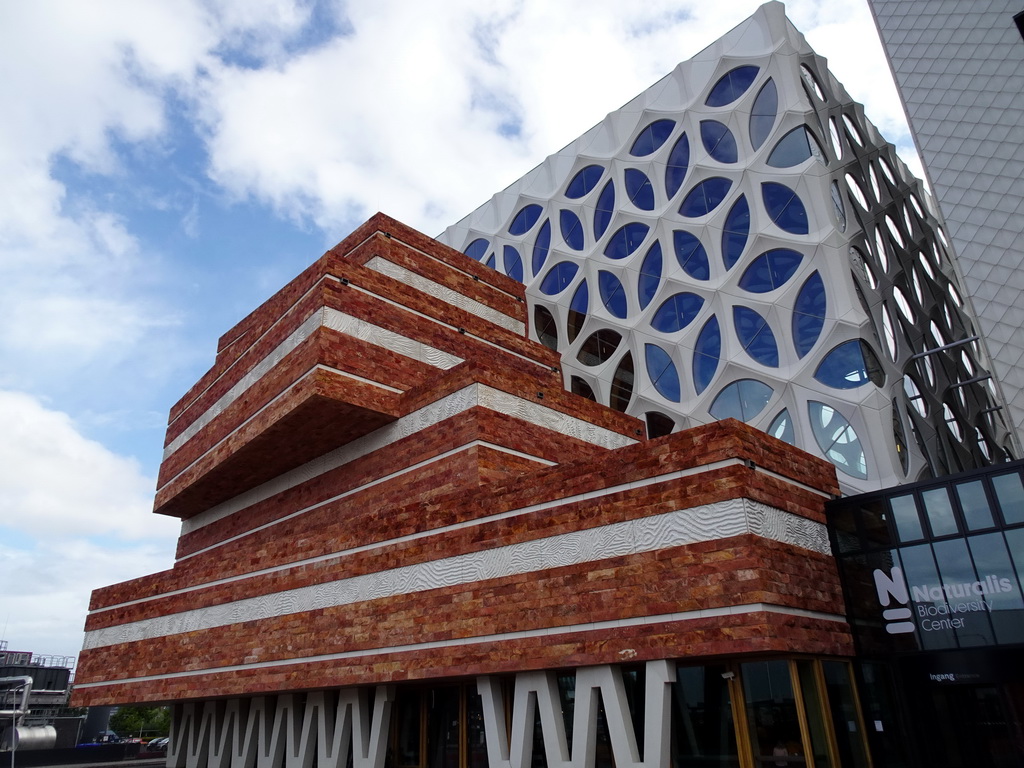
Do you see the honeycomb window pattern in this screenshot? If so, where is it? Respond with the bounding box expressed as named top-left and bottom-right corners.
top-left (438, 2), bottom-right (1010, 494)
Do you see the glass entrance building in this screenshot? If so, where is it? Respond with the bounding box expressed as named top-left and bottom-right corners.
top-left (829, 460), bottom-right (1024, 766)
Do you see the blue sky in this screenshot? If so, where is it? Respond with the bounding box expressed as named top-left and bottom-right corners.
top-left (0, 0), bottom-right (918, 664)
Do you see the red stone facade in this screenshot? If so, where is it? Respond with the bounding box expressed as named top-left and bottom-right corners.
top-left (73, 214), bottom-right (850, 708)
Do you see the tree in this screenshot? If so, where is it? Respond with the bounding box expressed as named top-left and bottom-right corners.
top-left (109, 706), bottom-right (171, 738)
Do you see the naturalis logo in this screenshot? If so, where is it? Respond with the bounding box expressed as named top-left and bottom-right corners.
top-left (872, 567), bottom-right (1014, 634)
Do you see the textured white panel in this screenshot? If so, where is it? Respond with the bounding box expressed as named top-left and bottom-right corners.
top-left (365, 256), bottom-right (525, 334)
top-left (85, 498), bottom-right (828, 650)
top-left (434, 0), bottom-right (1010, 493)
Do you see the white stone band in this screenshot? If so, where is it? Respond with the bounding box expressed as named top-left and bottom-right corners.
top-left (83, 498), bottom-right (829, 650)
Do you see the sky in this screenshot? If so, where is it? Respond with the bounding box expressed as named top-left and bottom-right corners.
top-left (0, 0), bottom-right (922, 666)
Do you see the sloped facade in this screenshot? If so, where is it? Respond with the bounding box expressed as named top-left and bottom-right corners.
top-left (438, 1), bottom-right (1013, 495)
top-left (73, 214), bottom-right (873, 767)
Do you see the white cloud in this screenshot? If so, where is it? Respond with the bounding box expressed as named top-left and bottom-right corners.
top-left (0, 390), bottom-right (179, 660)
top-left (0, 391), bottom-right (177, 540)
top-left (195, 0), bottom-right (921, 238)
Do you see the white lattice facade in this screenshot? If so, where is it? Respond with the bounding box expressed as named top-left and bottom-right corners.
top-left (439, 1), bottom-right (1014, 495)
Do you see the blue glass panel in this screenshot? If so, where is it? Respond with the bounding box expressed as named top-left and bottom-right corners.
top-left (700, 120), bottom-right (738, 163)
top-left (624, 168), bottom-right (655, 210)
top-left (738, 249), bottom-right (803, 293)
top-left (814, 340), bottom-right (875, 389)
top-left (651, 292), bottom-right (704, 333)
top-left (599, 270), bottom-right (628, 318)
top-left (665, 133), bottom-right (690, 198)
top-left (567, 279), bottom-right (588, 343)
top-left (768, 409), bottom-right (796, 445)
top-left (749, 78), bottom-right (778, 150)
top-left (672, 230), bottom-right (710, 280)
top-left (629, 119), bottom-right (675, 157)
top-left (464, 238), bottom-right (489, 261)
top-left (484, 252), bottom-right (496, 269)
top-left (645, 344), bottom-right (681, 402)
top-left (793, 271), bottom-right (826, 358)
top-left (709, 379), bottom-right (773, 422)
top-left (679, 177), bottom-right (732, 218)
top-left (808, 401), bottom-right (867, 479)
top-left (604, 222), bottom-right (650, 260)
top-left (531, 219), bottom-right (551, 276)
top-left (706, 65), bottom-right (759, 107)
top-left (734, 306), bottom-right (779, 367)
top-left (508, 204), bottom-right (542, 235)
top-left (570, 279), bottom-right (588, 314)
top-left (503, 245), bottom-right (523, 282)
top-left (722, 195), bottom-right (750, 270)
top-left (559, 209), bottom-right (584, 251)
top-left (762, 182), bottom-right (809, 235)
top-left (539, 262), bottom-right (579, 295)
top-left (566, 165), bottom-right (604, 199)
top-left (767, 126), bottom-right (813, 167)
top-left (638, 241), bottom-right (662, 310)
top-left (693, 315), bottom-right (721, 394)
top-left (594, 181), bottom-right (615, 239)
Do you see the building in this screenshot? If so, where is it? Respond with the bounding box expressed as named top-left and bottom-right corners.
top-left (437, 0), bottom-right (1014, 495)
top-left (867, 0), bottom-right (1024, 446)
top-left (71, 3), bottom-right (1024, 768)
top-left (73, 211), bottom-right (863, 767)
top-left (0, 643), bottom-right (77, 749)
top-left (829, 458), bottom-right (1024, 766)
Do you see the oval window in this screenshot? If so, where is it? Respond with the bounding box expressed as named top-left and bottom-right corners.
top-left (598, 270), bottom-right (628, 318)
top-left (693, 315), bottom-right (721, 394)
top-left (624, 168), bottom-right (655, 210)
top-left (792, 271), bottom-right (827, 358)
top-left (539, 262), bottom-right (579, 295)
top-left (609, 353), bottom-right (634, 412)
top-left (673, 230), bottom-right (710, 280)
top-left (701, 120), bottom-right (738, 163)
top-left (734, 306), bottom-right (779, 367)
top-left (706, 65), bottom-right (759, 107)
top-left (749, 78), bottom-right (778, 150)
top-left (630, 119), bottom-right (675, 157)
top-left (808, 402), bottom-right (867, 479)
top-left (509, 204), bottom-right (543, 235)
top-left (813, 340), bottom-right (884, 389)
top-left (762, 182), bottom-right (809, 235)
top-left (604, 222), bottom-right (650, 260)
top-left (678, 177), bottom-right (732, 218)
top-left (709, 379), bottom-right (774, 422)
top-left (665, 133), bottom-right (690, 198)
top-left (767, 126), bottom-right (815, 167)
top-left (464, 238), bottom-right (489, 260)
top-left (503, 245), bottom-right (523, 282)
top-left (567, 280), bottom-right (588, 343)
top-left (638, 241), bottom-right (662, 310)
top-left (738, 249), bottom-right (803, 293)
top-left (534, 305), bottom-right (558, 351)
top-left (576, 328), bottom-right (622, 366)
top-left (565, 165), bottom-right (604, 199)
top-left (768, 409), bottom-right (796, 445)
top-left (722, 195), bottom-right (750, 270)
top-left (645, 344), bottom-right (681, 402)
top-left (651, 293), bottom-right (704, 333)
top-left (560, 209), bottom-right (584, 251)
top-left (531, 219), bottom-right (551, 276)
top-left (594, 181), bottom-right (615, 240)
